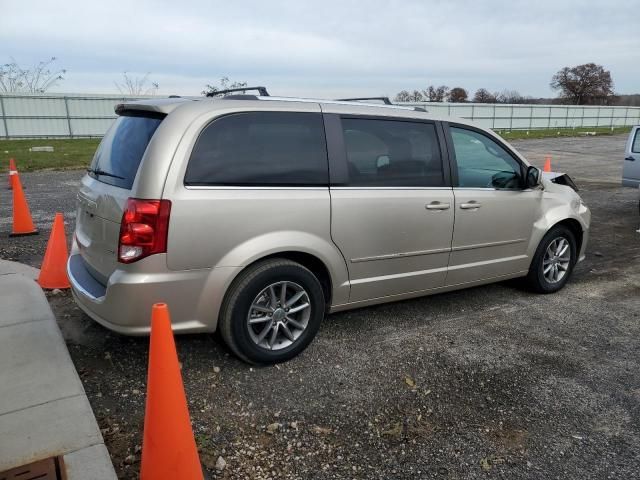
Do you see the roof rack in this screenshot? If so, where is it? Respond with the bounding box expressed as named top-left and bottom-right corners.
top-left (206, 86), bottom-right (270, 97)
top-left (336, 96), bottom-right (393, 105)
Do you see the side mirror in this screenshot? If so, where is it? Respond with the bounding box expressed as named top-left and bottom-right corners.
top-left (525, 166), bottom-right (541, 188)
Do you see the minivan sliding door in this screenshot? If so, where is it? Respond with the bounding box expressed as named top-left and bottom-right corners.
top-left (325, 114), bottom-right (454, 303)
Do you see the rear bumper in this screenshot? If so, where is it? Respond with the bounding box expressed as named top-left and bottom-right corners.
top-left (67, 251), bottom-right (240, 335)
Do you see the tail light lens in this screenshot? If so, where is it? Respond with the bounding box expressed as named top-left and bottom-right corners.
top-left (118, 198), bottom-right (171, 263)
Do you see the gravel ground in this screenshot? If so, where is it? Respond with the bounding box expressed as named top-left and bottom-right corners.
top-left (1, 134), bottom-right (639, 479)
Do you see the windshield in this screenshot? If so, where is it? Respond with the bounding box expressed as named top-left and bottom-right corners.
top-left (89, 114), bottom-right (163, 189)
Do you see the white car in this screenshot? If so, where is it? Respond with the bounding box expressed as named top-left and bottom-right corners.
top-left (622, 125), bottom-right (640, 214)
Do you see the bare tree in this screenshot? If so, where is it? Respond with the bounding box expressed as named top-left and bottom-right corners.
top-left (423, 85), bottom-right (449, 102)
top-left (0, 57), bottom-right (66, 93)
top-left (406, 90), bottom-right (424, 102)
top-left (115, 72), bottom-right (159, 96)
top-left (495, 89), bottom-right (524, 103)
top-left (448, 87), bottom-right (468, 103)
top-left (550, 63), bottom-right (614, 105)
top-left (473, 88), bottom-right (497, 103)
top-left (394, 90), bottom-right (412, 102)
top-left (202, 76), bottom-right (248, 96)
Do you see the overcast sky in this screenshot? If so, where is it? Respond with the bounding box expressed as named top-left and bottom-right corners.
top-left (2, 0), bottom-right (638, 99)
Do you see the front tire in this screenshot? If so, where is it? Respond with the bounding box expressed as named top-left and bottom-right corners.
top-left (219, 259), bottom-right (325, 364)
top-left (525, 225), bottom-right (577, 293)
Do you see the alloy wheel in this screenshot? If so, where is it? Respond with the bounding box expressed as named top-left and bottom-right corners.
top-left (246, 281), bottom-right (311, 350)
top-left (542, 237), bottom-right (571, 284)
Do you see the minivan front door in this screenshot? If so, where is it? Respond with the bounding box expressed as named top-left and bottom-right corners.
top-left (326, 115), bottom-right (454, 303)
top-left (623, 126), bottom-right (640, 188)
top-left (445, 125), bottom-right (540, 286)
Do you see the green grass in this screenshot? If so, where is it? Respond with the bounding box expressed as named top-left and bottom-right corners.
top-left (0, 138), bottom-right (100, 172)
top-left (0, 126), bottom-right (633, 171)
top-left (497, 126), bottom-right (632, 140)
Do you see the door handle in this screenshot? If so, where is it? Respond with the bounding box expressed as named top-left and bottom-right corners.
top-left (426, 202), bottom-right (450, 211)
top-left (460, 201), bottom-right (482, 210)
top-left (625, 156), bottom-right (636, 162)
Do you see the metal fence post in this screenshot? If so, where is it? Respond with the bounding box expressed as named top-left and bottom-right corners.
top-left (64, 96), bottom-right (73, 138)
top-left (625, 107), bottom-right (630, 127)
top-left (0, 96), bottom-right (9, 139)
top-left (509, 105), bottom-right (513, 131)
top-left (529, 106), bottom-right (533, 131)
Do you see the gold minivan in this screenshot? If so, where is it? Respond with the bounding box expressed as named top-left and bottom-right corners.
top-left (68, 90), bottom-right (591, 363)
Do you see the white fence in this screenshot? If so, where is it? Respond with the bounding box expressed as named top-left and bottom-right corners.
top-left (399, 102), bottom-right (640, 131)
top-left (1, 93), bottom-right (639, 139)
top-left (0, 93), bottom-right (148, 139)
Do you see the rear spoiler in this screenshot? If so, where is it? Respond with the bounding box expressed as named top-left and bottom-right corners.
top-left (115, 98), bottom-right (191, 116)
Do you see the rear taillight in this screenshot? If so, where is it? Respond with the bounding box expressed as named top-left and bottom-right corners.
top-left (118, 198), bottom-right (171, 263)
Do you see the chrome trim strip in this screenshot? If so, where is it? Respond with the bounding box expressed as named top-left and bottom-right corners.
top-left (184, 186), bottom-right (329, 191)
top-left (447, 254), bottom-right (528, 271)
top-left (184, 185), bottom-right (453, 191)
top-left (331, 186), bottom-right (452, 191)
top-left (452, 187), bottom-right (534, 192)
top-left (350, 265), bottom-right (448, 285)
top-left (451, 238), bottom-right (527, 252)
top-left (351, 247), bottom-right (451, 263)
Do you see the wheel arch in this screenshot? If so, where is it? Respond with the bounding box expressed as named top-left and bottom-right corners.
top-left (552, 218), bottom-right (584, 255)
top-left (213, 231), bottom-right (350, 306)
top-left (528, 211), bottom-right (586, 272)
top-left (242, 251), bottom-right (334, 307)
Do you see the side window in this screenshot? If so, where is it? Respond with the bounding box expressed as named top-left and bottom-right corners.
top-left (633, 129), bottom-right (640, 153)
top-left (341, 118), bottom-right (445, 187)
top-left (450, 127), bottom-right (523, 189)
top-left (185, 112), bottom-right (328, 186)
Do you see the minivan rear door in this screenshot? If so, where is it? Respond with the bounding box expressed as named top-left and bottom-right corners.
top-left (75, 114), bottom-right (163, 283)
top-left (623, 125), bottom-right (640, 188)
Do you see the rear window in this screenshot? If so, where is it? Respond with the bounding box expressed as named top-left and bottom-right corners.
top-left (184, 112), bottom-right (328, 186)
top-left (89, 114), bottom-right (163, 189)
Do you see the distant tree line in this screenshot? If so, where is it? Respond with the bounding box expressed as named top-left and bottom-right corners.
top-left (1, 58), bottom-right (635, 107)
top-left (394, 86), bottom-right (539, 104)
top-left (395, 63), bottom-right (619, 105)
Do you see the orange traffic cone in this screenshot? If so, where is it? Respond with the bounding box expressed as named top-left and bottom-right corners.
top-left (8, 158), bottom-right (17, 190)
top-left (140, 303), bottom-right (203, 480)
top-left (543, 155), bottom-right (552, 172)
top-left (10, 174), bottom-right (38, 237)
top-left (37, 213), bottom-right (70, 289)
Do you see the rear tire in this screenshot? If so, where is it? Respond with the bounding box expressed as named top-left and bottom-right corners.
top-left (525, 225), bottom-right (577, 294)
top-left (219, 259), bottom-right (325, 364)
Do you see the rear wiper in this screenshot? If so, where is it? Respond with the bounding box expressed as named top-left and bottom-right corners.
top-left (87, 167), bottom-right (124, 180)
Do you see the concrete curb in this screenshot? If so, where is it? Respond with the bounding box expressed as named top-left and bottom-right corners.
top-left (0, 261), bottom-right (116, 479)
top-left (0, 259), bottom-right (40, 280)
